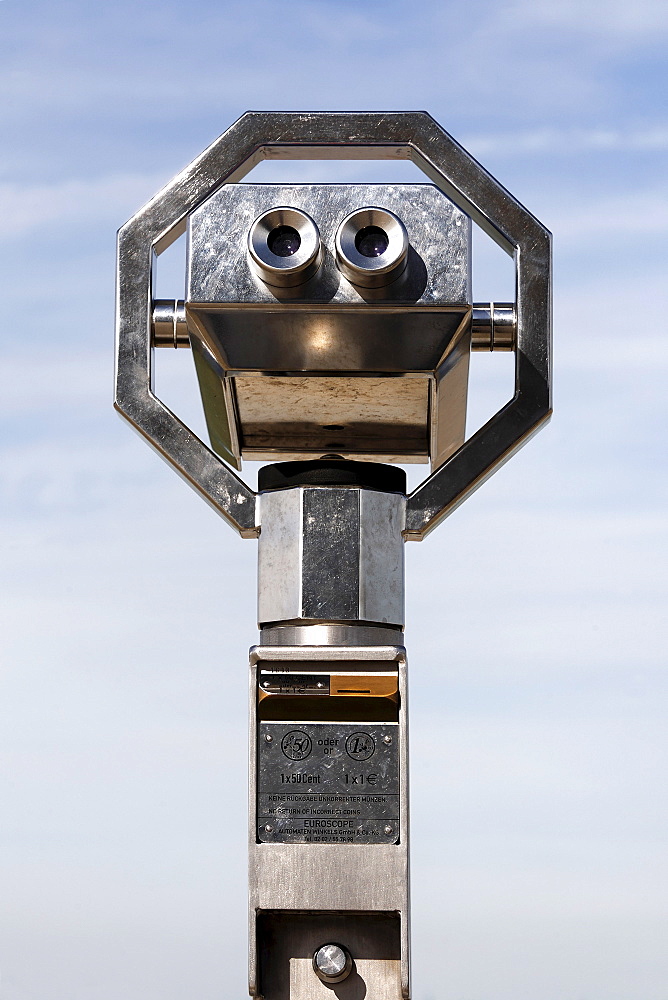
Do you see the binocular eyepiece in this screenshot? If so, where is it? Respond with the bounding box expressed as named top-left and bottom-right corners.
top-left (335, 207), bottom-right (408, 288)
top-left (248, 204), bottom-right (409, 289)
top-left (248, 207), bottom-right (322, 288)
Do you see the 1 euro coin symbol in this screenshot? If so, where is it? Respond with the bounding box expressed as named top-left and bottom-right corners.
top-left (345, 732), bottom-right (375, 761)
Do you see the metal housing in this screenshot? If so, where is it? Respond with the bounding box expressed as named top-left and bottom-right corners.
top-left (115, 111), bottom-right (551, 542)
top-left (249, 645), bottom-right (410, 1000)
top-left (186, 182), bottom-right (471, 468)
top-left (114, 111), bottom-right (553, 1000)
top-left (258, 486), bottom-right (405, 628)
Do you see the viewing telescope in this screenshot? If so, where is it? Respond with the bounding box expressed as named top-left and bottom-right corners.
top-left (115, 111), bottom-right (551, 1000)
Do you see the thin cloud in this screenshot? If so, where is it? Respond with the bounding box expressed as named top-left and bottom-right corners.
top-left (506, 0), bottom-right (668, 37)
top-left (465, 124), bottom-right (668, 156)
top-left (4, 165), bottom-right (667, 246)
top-left (0, 174), bottom-right (165, 239)
top-left (552, 190), bottom-right (668, 240)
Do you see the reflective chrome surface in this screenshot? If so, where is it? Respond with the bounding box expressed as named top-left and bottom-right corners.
top-left (187, 183), bottom-right (468, 310)
top-left (153, 297), bottom-right (514, 352)
top-left (115, 111), bottom-right (552, 1000)
top-left (313, 944), bottom-right (353, 984)
top-left (335, 206), bottom-right (408, 287)
top-left (248, 207), bottom-right (321, 287)
top-left (471, 302), bottom-right (516, 351)
top-left (260, 624), bottom-right (404, 646)
top-left (117, 111), bottom-right (550, 539)
top-left (152, 299), bottom-right (189, 348)
top-left (248, 646), bottom-right (409, 1000)
top-left (258, 486), bottom-right (405, 629)
top-left (186, 182), bottom-right (471, 467)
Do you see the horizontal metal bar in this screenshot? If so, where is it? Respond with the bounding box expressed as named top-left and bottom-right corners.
top-left (152, 299), bottom-right (515, 352)
top-left (152, 299), bottom-right (189, 347)
top-left (471, 302), bottom-right (516, 351)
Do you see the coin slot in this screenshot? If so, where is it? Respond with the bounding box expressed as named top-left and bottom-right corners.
top-left (257, 667), bottom-right (399, 722)
top-left (258, 673), bottom-right (330, 699)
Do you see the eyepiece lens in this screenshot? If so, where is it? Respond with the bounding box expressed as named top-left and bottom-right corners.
top-left (267, 225), bottom-right (301, 257)
top-left (355, 226), bottom-right (389, 258)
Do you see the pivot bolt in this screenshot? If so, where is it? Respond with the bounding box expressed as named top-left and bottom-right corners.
top-left (312, 943), bottom-right (353, 983)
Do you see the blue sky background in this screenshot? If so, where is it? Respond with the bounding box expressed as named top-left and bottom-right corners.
top-left (1, 1), bottom-right (667, 998)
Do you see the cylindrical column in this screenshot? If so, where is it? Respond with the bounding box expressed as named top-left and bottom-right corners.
top-left (151, 299), bottom-right (189, 347)
top-left (471, 301), bottom-right (516, 351)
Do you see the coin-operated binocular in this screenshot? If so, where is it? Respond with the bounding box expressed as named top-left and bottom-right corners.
top-left (116, 112), bottom-right (551, 1000)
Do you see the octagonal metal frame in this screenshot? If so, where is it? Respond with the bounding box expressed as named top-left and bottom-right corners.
top-left (115, 111), bottom-right (551, 541)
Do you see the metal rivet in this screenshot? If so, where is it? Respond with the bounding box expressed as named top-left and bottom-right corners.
top-left (384, 824), bottom-right (393, 835)
top-left (313, 943), bottom-right (352, 983)
top-left (383, 735), bottom-right (392, 744)
top-left (264, 824), bottom-right (273, 833)
top-left (264, 733), bottom-right (273, 742)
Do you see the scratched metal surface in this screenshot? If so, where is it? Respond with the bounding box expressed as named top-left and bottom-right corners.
top-left (117, 112), bottom-right (550, 537)
top-left (257, 722), bottom-right (399, 844)
top-left (187, 182), bottom-right (470, 307)
top-left (185, 184), bottom-right (471, 464)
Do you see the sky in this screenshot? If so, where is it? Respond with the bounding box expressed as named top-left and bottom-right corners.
top-left (1, 1), bottom-right (667, 999)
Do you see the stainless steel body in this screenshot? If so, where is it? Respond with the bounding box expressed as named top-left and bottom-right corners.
top-left (114, 111), bottom-right (552, 1000)
top-left (153, 296), bottom-right (515, 352)
top-left (115, 110), bottom-right (551, 540)
top-left (186, 183), bottom-right (471, 467)
top-left (258, 486), bottom-right (405, 628)
top-left (259, 624), bottom-right (404, 647)
top-left (249, 645), bottom-right (409, 1000)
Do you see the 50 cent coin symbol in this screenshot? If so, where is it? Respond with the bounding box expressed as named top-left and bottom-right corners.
top-left (345, 732), bottom-right (375, 761)
top-left (281, 730), bottom-right (312, 761)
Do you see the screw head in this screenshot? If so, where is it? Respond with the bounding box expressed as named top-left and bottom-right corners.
top-left (313, 943), bottom-right (352, 983)
top-left (384, 824), bottom-right (394, 835)
top-left (383, 734), bottom-right (392, 744)
top-left (264, 823), bottom-right (273, 833)
top-left (264, 733), bottom-right (273, 742)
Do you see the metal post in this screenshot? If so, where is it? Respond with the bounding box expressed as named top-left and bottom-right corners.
top-left (115, 110), bottom-right (551, 1000)
top-left (250, 460), bottom-right (409, 999)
